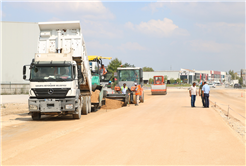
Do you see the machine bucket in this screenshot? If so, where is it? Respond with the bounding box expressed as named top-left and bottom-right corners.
top-left (106, 94), bottom-right (129, 106)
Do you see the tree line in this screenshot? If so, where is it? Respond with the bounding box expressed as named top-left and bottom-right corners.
top-left (228, 70), bottom-right (243, 85)
top-left (107, 58), bottom-right (154, 74)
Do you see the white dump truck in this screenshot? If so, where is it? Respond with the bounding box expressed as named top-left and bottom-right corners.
top-left (23, 21), bottom-right (92, 120)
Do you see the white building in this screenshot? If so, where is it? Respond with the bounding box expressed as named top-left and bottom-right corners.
top-left (143, 71), bottom-right (179, 83)
top-left (180, 68), bottom-right (196, 84)
top-left (1, 21), bottom-right (39, 84)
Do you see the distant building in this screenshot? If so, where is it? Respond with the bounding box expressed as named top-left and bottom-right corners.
top-left (195, 70), bottom-right (210, 82)
top-left (180, 68), bottom-right (195, 84)
top-left (143, 71), bottom-right (179, 84)
top-left (195, 70), bottom-right (226, 83)
top-left (144, 69), bottom-right (227, 84)
top-left (225, 75), bottom-right (231, 84)
top-left (221, 71), bottom-right (226, 82)
top-left (1, 21), bottom-right (39, 84)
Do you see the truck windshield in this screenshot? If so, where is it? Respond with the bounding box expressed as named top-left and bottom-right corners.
top-left (118, 69), bottom-right (140, 84)
top-left (30, 66), bottom-right (73, 81)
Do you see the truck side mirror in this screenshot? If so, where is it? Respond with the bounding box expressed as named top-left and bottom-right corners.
top-left (23, 66), bottom-right (26, 75)
top-left (23, 65), bottom-right (30, 81)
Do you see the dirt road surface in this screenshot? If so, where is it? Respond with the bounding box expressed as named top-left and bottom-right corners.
top-left (1, 89), bottom-right (245, 165)
top-left (209, 88), bottom-right (245, 126)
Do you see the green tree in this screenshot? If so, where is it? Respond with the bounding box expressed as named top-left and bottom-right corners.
top-left (122, 63), bottom-right (135, 67)
top-left (107, 58), bottom-right (122, 74)
top-left (176, 78), bottom-right (181, 84)
top-left (170, 78), bottom-right (175, 84)
top-left (143, 67), bottom-right (154, 72)
top-left (229, 70), bottom-right (237, 80)
top-left (239, 77), bottom-right (243, 85)
top-left (149, 78), bottom-right (154, 84)
top-left (164, 75), bottom-right (168, 83)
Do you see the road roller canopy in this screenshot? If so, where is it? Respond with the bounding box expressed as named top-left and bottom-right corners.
top-left (154, 76), bottom-right (165, 85)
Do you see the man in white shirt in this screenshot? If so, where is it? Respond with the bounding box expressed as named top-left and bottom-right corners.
top-left (189, 82), bottom-right (197, 107)
top-left (121, 83), bottom-right (128, 94)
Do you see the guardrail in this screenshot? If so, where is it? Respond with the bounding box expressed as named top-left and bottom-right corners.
top-left (212, 101), bottom-right (245, 119)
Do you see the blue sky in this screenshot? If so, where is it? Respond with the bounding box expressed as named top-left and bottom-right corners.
top-left (1, 0), bottom-right (245, 72)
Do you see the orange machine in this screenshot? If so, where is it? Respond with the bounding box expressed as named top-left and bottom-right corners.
top-left (151, 76), bottom-right (167, 95)
top-left (107, 67), bottom-right (144, 105)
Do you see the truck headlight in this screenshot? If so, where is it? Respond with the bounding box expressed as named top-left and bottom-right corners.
top-left (30, 105), bottom-right (38, 110)
top-left (65, 104), bottom-right (73, 109)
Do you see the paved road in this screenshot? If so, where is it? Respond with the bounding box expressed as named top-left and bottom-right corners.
top-left (2, 90), bottom-right (245, 165)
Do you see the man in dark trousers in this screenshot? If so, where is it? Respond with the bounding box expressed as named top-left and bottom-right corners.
top-left (202, 82), bottom-right (210, 108)
top-left (199, 81), bottom-right (205, 107)
top-left (189, 82), bottom-right (197, 107)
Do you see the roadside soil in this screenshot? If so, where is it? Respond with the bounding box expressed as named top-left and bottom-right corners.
top-left (1, 103), bottom-right (28, 116)
top-left (1, 89), bottom-right (245, 165)
top-left (209, 88), bottom-right (245, 126)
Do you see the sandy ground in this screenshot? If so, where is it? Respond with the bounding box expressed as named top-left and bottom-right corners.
top-left (1, 89), bottom-right (245, 165)
top-left (209, 88), bottom-right (245, 126)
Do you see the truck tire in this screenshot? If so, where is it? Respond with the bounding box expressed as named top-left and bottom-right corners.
top-left (88, 96), bottom-right (91, 113)
top-left (140, 91), bottom-right (144, 103)
top-left (73, 99), bottom-right (81, 119)
top-left (32, 112), bottom-right (41, 120)
top-left (82, 96), bottom-right (88, 115)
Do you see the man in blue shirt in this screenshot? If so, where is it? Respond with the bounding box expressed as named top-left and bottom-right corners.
top-left (202, 82), bottom-right (210, 108)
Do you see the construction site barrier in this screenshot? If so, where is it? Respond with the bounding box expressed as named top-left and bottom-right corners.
top-left (212, 101), bottom-right (245, 119)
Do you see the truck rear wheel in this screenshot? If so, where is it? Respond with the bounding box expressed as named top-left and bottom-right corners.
top-left (73, 99), bottom-right (81, 119)
top-left (32, 112), bottom-right (41, 120)
top-left (82, 96), bottom-right (88, 115)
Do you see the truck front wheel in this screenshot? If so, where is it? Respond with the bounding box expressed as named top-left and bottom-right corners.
top-left (73, 99), bottom-right (81, 119)
top-left (82, 96), bottom-right (88, 115)
top-left (32, 112), bottom-right (41, 120)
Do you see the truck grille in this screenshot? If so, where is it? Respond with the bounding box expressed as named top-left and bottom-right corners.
top-left (32, 88), bottom-right (71, 99)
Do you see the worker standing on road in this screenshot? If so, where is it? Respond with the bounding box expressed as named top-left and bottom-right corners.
top-left (121, 83), bottom-right (128, 94)
top-left (99, 64), bottom-right (107, 76)
top-left (202, 82), bottom-right (210, 108)
top-left (133, 83), bottom-right (139, 106)
top-left (189, 82), bottom-right (197, 107)
top-left (199, 81), bottom-right (205, 107)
